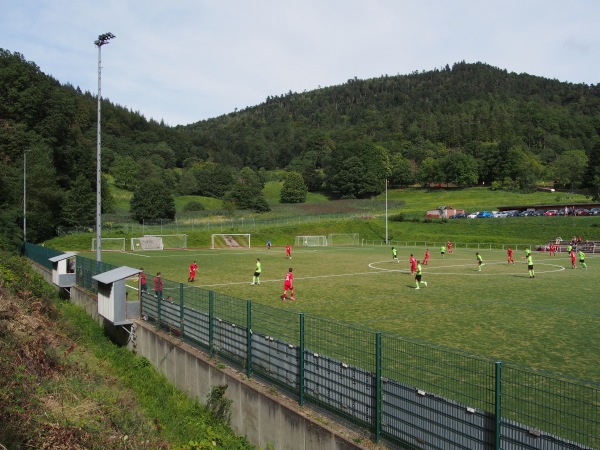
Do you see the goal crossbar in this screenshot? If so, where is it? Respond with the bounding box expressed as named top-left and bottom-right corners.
top-left (296, 235), bottom-right (328, 247)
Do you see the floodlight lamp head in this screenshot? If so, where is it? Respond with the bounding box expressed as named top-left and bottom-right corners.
top-left (95, 32), bottom-right (116, 47)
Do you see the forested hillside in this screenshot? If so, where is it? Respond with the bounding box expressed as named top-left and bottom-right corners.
top-left (1, 49), bottom-right (600, 247)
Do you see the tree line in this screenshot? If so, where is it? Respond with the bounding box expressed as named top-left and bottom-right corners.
top-left (1, 49), bottom-right (599, 248)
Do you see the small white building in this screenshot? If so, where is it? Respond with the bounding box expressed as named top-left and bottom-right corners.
top-left (92, 266), bottom-right (141, 326)
top-left (48, 252), bottom-right (77, 288)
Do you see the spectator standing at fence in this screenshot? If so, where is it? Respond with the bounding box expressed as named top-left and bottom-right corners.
top-left (476, 252), bottom-right (485, 272)
top-left (526, 253), bottom-right (535, 278)
top-left (188, 260), bottom-right (198, 282)
top-left (414, 261), bottom-right (428, 289)
top-left (281, 268), bottom-right (295, 301)
top-left (507, 247), bottom-right (515, 265)
top-left (140, 267), bottom-right (147, 292)
top-left (440, 244), bottom-right (446, 258)
top-left (578, 250), bottom-right (588, 270)
top-left (424, 248), bottom-right (430, 265)
top-left (154, 272), bottom-right (163, 298)
top-left (285, 244), bottom-right (292, 259)
top-left (251, 258), bottom-right (262, 285)
top-left (391, 246), bottom-right (398, 262)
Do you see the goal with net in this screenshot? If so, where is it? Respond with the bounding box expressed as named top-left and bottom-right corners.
top-left (295, 235), bottom-right (328, 247)
top-left (130, 234), bottom-right (187, 251)
top-left (211, 234), bottom-right (251, 249)
top-left (328, 233), bottom-right (360, 246)
top-left (91, 238), bottom-right (126, 252)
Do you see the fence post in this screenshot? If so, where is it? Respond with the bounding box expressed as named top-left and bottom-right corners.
top-left (375, 332), bottom-right (382, 442)
top-left (246, 300), bottom-right (252, 378)
top-left (299, 313), bottom-right (305, 406)
top-left (209, 290), bottom-right (214, 356)
top-left (179, 283), bottom-right (184, 338)
top-left (495, 361), bottom-right (502, 449)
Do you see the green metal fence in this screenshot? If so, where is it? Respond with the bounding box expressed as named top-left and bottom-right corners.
top-left (24, 244), bottom-right (599, 449)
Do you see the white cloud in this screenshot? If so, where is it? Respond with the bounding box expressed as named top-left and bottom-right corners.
top-left (1, 0), bottom-right (598, 125)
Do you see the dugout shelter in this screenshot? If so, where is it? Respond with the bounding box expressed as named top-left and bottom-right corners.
top-left (48, 252), bottom-right (77, 288)
top-left (92, 266), bottom-right (141, 326)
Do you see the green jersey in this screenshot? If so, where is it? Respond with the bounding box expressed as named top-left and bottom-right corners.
top-left (255, 261), bottom-right (262, 273)
top-left (477, 254), bottom-right (483, 263)
top-left (392, 248), bottom-right (397, 257)
top-left (416, 263), bottom-right (422, 275)
top-left (578, 251), bottom-right (585, 261)
top-left (527, 255), bottom-right (533, 265)
top-left (441, 246), bottom-right (446, 253)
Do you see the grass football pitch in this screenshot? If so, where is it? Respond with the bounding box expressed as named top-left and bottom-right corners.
top-left (98, 244), bottom-right (600, 383)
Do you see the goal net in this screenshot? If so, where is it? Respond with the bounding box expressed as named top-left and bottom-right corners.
top-left (91, 237), bottom-right (126, 252)
top-left (211, 234), bottom-right (251, 249)
top-left (130, 234), bottom-right (187, 251)
top-left (296, 235), bottom-right (328, 247)
top-left (328, 233), bottom-right (360, 246)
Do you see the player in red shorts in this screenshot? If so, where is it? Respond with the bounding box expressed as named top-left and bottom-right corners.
top-left (570, 250), bottom-right (577, 269)
top-left (447, 241), bottom-right (453, 254)
top-left (188, 260), bottom-right (198, 282)
top-left (409, 254), bottom-right (417, 275)
top-left (507, 247), bottom-right (515, 265)
top-left (423, 248), bottom-right (430, 265)
top-left (285, 244), bottom-right (292, 259)
top-left (549, 243), bottom-right (556, 256)
top-left (281, 268), bottom-right (295, 301)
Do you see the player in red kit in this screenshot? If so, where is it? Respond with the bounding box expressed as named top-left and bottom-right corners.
top-left (281, 268), bottom-right (295, 301)
top-left (570, 250), bottom-right (577, 269)
top-left (423, 248), bottom-right (430, 265)
top-left (447, 241), bottom-right (453, 254)
top-left (507, 247), bottom-right (515, 265)
top-left (285, 244), bottom-right (292, 259)
top-left (188, 260), bottom-right (198, 282)
top-left (409, 254), bottom-right (417, 275)
top-left (549, 243), bottom-right (556, 256)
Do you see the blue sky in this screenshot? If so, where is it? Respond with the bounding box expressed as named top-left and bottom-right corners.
top-left (1, 0), bottom-right (598, 126)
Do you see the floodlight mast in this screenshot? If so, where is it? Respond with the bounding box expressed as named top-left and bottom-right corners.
top-left (94, 32), bottom-right (115, 262)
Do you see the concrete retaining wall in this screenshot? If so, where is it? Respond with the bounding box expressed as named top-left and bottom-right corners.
top-left (134, 320), bottom-right (374, 450)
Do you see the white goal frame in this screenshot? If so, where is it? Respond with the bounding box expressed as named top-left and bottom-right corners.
top-left (211, 234), bottom-right (251, 249)
top-left (91, 237), bottom-right (126, 252)
top-left (131, 234), bottom-right (187, 251)
top-left (296, 235), bottom-right (328, 247)
top-left (328, 233), bottom-right (360, 246)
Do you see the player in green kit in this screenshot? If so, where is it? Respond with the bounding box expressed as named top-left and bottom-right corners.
top-left (251, 258), bottom-right (262, 285)
top-left (414, 261), bottom-right (428, 289)
top-left (476, 252), bottom-right (485, 271)
top-left (578, 250), bottom-right (588, 269)
top-left (391, 246), bottom-right (398, 262)
top-left (526, 253), bottom-right (535, 278)
top-left (440, 245), bottom-right (446, 258)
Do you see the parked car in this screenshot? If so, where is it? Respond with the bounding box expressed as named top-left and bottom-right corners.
top-left (531, 210), bottom-right (545, 216)
top-left (477, 211), bottom-right (493, 218)
top-left (574, 208), bottom-right (589, 216)
top-left (518, 210), bottom-right (534, 217)
top-left (492, 211), bottom-right (508, 218)
top-left (450, 212), bottom-right (467, 219)
top-left (505, 210), bottom-right (520, 217)
top-left (544, 210), bottom-right (558, 216)
top-left (589, 207), bottom-right (600, 216)
top-left (467, 212), bottom-right (480, 219)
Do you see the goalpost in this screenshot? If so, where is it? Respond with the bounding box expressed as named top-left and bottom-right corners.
top-left (328, 233), bottom-right (360, 246)
top-left (211, 234), bottom-right (251, 249)
top-left (91, 237), bottom-right (126, 252)
top-left (130, 234), bottom-right (187, 251)
top-left (296, 235), bottom-right (328, 247)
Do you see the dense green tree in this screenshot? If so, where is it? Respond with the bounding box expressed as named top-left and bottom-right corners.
top-left (389, 154), bottom-right (415, 187)
top-left (130, 179), bottom-right (176, 223)
top-left (417, 157), bottom-right (443, 187)
top-left (224, 167), bottom-right (270, 212)
top-left (280, 171), bottom-right (308, 203)
top-left (554, 150), bottom-right (588, 189)
top-left (110, 155), bottom-right (139, 190)
top-left (442, 152), bottom-right (479, 187)
top-left (325, 141), bottom-right (387, 198)
top-left (63, 173), bottom-right (95, 226)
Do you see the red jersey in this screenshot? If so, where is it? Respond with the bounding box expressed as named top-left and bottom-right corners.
top-left (284, 271), bottom-right (293, 286)
top-left (189, 262), bottom-right (197, 274)
top-left (286, 245), bottom-right (291, 254)
top-left (410, 256), bottom-right (417, 269)
top-left (507, 248), bottom-right (513, 257)
top-left (154, 276), bottom-right (163, 291)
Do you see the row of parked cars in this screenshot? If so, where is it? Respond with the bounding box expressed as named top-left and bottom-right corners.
top-left (450, 208), bottom-right (600, 219)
